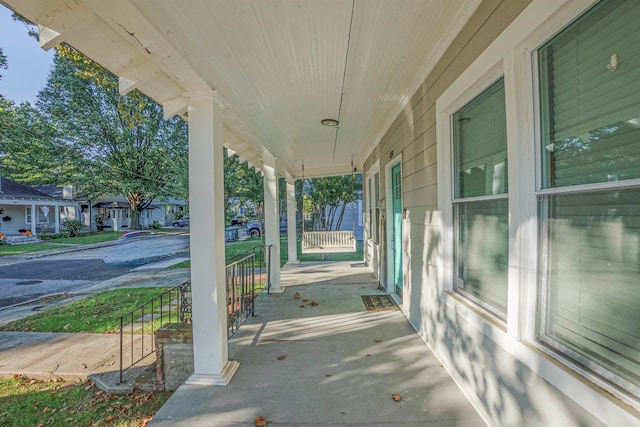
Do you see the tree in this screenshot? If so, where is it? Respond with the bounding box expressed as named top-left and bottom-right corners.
top-left (0, 43), bottom-right (84, 185)
top-left (37, 47), bottom-right (188, 229)
top-left (304, 174), bottom-right (361, 232)
top-left (0, 47), bottom-right (7, 80)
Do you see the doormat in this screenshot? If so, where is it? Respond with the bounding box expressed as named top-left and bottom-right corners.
top-left (361, 295), bottom-right (399, 312)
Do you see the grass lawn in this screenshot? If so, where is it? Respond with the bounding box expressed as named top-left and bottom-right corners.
top-left (48, 232), bottom-right (123, 245)
top-left (171, 236), bottom-right (364, 269)
top-left (0, 288), bottom-right (171, 334)
top-left (0, 232), bottom-right (123, 257)
top-left (0, 243), bottom-right (65, 256)
top-left (0, 376), bottom-right (171, 427)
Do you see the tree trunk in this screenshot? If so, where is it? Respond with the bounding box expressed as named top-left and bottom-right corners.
top-left (335, 202), bottom-right (347, 230)
top-left (130, 210), bottom-right (141, 230)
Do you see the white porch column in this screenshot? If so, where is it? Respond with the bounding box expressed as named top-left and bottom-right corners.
top-left (286, 180), bottom-right (298, 264)
top-left (263, 159), bottom-right (283, 292)
top-left (30, 204), bottom-right (37, 236)
top-left (184, 93), bottom-right (238, 386)
top-left (54, 205), bottom-right (60, 233)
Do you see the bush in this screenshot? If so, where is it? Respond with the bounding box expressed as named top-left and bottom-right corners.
top-left (61, 219), bottom-right (84, 237)
top-left (174, 211), bottom-right (187, 220)
top-left (150, 221), bottom-right (162, 230)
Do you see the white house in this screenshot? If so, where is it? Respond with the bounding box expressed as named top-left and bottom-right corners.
top-left (0, 177), bottom-right (78, 235)
top-left (90, 195), bottom-right (188, 230)
top-left (4, 0), bottom-right (638, 425)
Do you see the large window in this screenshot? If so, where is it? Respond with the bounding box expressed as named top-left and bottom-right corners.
top-left (452, 78), bottom-right (509, 318)
top-left (538, 0), bottom-right (640, 395)
top-left (26, 206), bottom-right (48, 224)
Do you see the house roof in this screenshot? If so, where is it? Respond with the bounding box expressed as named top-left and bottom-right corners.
top-left (0, 177), bottom-right (57, 201)
top-left (33, 184), bottom-right (89, 201)
top-left (93, 201), bottom-right (130, 209)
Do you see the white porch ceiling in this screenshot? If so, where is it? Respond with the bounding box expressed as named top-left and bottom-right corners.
top-left (2, 0), bottom-right (480, 179)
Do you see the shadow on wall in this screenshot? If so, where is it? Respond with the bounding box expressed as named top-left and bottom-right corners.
top-left (425, 269), bottom-right (605, 425)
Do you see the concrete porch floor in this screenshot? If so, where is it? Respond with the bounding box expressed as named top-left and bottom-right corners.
top-left (150, 261), bottom-right (486, 427)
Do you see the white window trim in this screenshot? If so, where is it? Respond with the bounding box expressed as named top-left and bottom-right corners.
top-left (365, 161), bottom-right (380, 238)
top-left (384, 153), bottom-right (402, 299)
top-left (436, 0), bottom-right (639, 421)
top-left (437, 61), bottom-right (505, 294)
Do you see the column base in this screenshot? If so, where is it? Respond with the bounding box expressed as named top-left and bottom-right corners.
top-left (185, 360), bottom-right (239, 386)
top-left (286, 260), bottom-right (300, 265)
top-left (263, 286), bottom-right (286, 294)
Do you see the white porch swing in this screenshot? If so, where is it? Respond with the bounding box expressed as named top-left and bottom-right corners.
top-left (300, 161), bottom-right (357, 254)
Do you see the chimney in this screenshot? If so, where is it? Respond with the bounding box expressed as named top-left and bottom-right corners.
top-left (62, 185), bottom-right (75, 199)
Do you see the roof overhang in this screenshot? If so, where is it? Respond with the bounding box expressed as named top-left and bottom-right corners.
top-left (1, 0), bottom-right (480, 179)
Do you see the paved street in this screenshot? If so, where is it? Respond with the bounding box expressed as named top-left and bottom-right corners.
top-left (0, 233), bottom-right (189, 309)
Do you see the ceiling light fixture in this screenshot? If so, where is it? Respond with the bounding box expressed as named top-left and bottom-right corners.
top-left (321, 118), bottom-right (339, 127)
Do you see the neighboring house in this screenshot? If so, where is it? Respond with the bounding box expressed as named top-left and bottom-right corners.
top-left (91, 195), bottom-right (188, 230)
top-left (7, 1), bottom-right (639, 425)
top-left (159, 197), bottom-right (188, 226)
top-left (0, 177), bottom-right (78, 236)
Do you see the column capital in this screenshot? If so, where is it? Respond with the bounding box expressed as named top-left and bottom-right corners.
top-left (183, 90), bottom-right (226, 110)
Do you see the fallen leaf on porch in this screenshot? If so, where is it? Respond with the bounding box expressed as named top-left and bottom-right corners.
top-left (299, 305), bottom-right (306, 308)
top-left (375, 338), bottom-right (382, 343)
top-left (302, 298), bottom-right (309, 302)
top-left (277, 355), bottom-right (287, 360)
top-left (310, 301), bottom-right (318, 306)
top-left (294, 292), bottom-right (301, 299)
top-left (254, 415), bottom-right (267, 426)
top-left (392, 393), bottom-right (402, 402)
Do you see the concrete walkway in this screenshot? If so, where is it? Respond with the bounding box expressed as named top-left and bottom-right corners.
top-left (150, 261), bottom-right (486, 427)
top-left (0, 259), bottom-right (191, 385)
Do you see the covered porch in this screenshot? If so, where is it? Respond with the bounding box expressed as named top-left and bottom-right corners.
top-left (150, 261), bottom-right (485, 426)
top-left (5, 0), bottom-right (639, 424)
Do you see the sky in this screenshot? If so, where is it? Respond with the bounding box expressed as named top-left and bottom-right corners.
top-left (0, 4), bottom-right (54, 105)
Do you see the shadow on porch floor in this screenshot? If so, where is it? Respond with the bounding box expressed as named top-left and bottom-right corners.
top-left (149, 261), bottom-right (486, 427)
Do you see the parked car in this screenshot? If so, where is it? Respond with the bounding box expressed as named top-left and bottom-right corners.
top-left (230, 215), bottom-right (248, 226)
top-left (246, 216), bottom-right (287, 237)
top-left (172, 216), bottom-right (190, 227)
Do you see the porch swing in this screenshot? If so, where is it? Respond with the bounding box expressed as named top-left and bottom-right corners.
top-left (300, 161), bottom-right (357, 254)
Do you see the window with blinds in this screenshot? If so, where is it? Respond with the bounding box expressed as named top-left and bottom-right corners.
top-left (452, 78), bottom-right (509, 318)
top-left (539, 0), bottom-right (640, 189)
top-left (537, 0), bottom-right (640, 396)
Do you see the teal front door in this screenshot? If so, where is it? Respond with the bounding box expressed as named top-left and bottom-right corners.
top-left (391, 163), bottom-right (403, 299)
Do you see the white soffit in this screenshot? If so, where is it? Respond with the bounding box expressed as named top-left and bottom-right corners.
top-left (2, 0), bottom-right (478, 179)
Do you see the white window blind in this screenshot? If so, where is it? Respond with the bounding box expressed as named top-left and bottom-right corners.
top-left (453, 78), bottom-right (509, 317)
top-left (541, 188), bottom-right (640, 390)
top-left (454, 79), bottom-right (508, 198)
top-left (539, 0), bottom-right (640, 188)
top-left (538, 0), bottom-right (640, 395)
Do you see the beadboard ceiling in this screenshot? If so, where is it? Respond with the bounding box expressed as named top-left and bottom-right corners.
top-left (2, 0), bottom-right (479, 179)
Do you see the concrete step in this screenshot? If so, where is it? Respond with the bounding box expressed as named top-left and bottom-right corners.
top-left (5, 235), bottom-right (42, 245)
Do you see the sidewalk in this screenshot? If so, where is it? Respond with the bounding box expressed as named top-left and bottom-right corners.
top-left (0, 235), bottom-right (191, 388)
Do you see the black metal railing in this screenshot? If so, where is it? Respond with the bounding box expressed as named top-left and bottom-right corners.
top-left (118, 282), bottom-right (190, 383)
top-left (226, 253), bottom-right (256, 336)
top-left (117, 252), bottom-right (264, 383)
